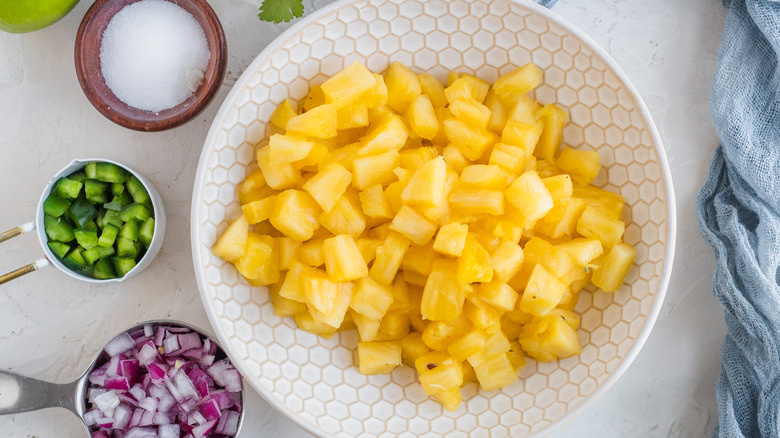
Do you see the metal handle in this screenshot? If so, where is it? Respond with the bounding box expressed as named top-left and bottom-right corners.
top-left (0, 369), bottom-right (79, 416)
top-left (0, 222), bottom-right (35, 244)
top-left (0, 259), bottom-right (50, 286)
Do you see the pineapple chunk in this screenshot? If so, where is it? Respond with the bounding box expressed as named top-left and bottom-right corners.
top-left (535, 104), bottom-right (567, 162)
top-left (390, 206), bottom-right (437, 246)
top-left (445, 75), bottom-right (489, 104)
top-left (442, 144), bottom-right (469, 173)
top-left (359, 114), bottom-right (409, 155)
top-left (294, 311), bottom-right (338, 339)
top-left (592, 243), bottom-right (636, 292)
top-left (501, 120), bottom-right (540, 157)
top-left (406, 94), bottom-right (439, 140)
top-left (447, 330), bottom-right (487, 361)
top-left (536, 197), bottom-right (587, 239)
top-left (399, 146), bottom-right (439, 169)
top-left (507, 94), bottom-right (539, 125)
top-left (558, 238), bottom-right (604, 267)
top-left (448, 187), bottom-right (504, 216)
top-left (359, 184), bottom-right (393, 219)
top-left (401, 243), bottom-right (436, 276)
top-left (432, 222), bottom-right (468, 257)
top-left (234, 233), bottom-right (279, 285)
top-left (576, 206), bottom-right (625, 248)
top-left (493, 63), bottom-right (543, 105)
top-left (298, 236), bottom-right (327, 267)
top-left (278, 262), bottom-right (310, 302)
top-left (361, 73), bottom-right (388, 108)
top-left (463, 296), bottom-right (501, 331)
top-left (484, 90), bottom-right (507, 133)
top-left (401, 156), bottom-right (447, 207)
top-left (352, 150), bottom-right (400, 190)
top-left (237, 169), bottom-right (271, 204)
top-left (286, 103), bottom-right (339, 139)
top-left (274, 237), bottom-right (300, 271)
top-left (302, 85), bottom-right (324, 112)
top-left (505, 170), bottom-right (554, 221)
top-left (269, 189), bottom-right (321, 241)
top-left (351, 276), bottom-right (394, 320)
top-left (321, 60), bottom-right (376, 103)
top-left (322, 234), bottom-right (368, 281)
top-left (302, 162), bottom-right (352, 212)
top-left (242, 195), bottom-right (277, 225)
top-left (268, 134), bottom-right (314, 165)
top-left (357, 341), bottom-right (402, 375)
top-left (489, 143), bottom-right (527, 175)
top-left (472, 353), bottom-right (518, 391)
top-left (444, 118), bottom-right (495, 161)
top-left (270, 276), bottom-right (307, 317)
top-left (459, 164), bottom-right (508, 190)
top-left (418, 73), bottom-right (448, 108)
top-left (421, 259), bottom-right (467, 321)
top-left (270, 99), bottom-right (297, 130)
top-left (384, 61), bottom-right (422, 113)
top-left (303, 271), bottom-right (353, 328)
top-left (375, 311), bottom-right (410, 341)
top-left (356, 237), bottom-right (382, 264)
top-left (541, 174), bottom-right (574, 201)
top-left (449, 97), bottom-right (491, 129)
top-left (418, 355), bottom-right (463, 395)
top-left (318, 191), bottom-right (366, 236)
top-left (336, 102), bottom-right (370, 130)
top-left (213, 215), bottom-right (249, 262)
top-left (402, 332), bottom-right (431, 367)
top-left (519, 264), bottom-right (566, 316)
top-left (456, 234), bottom-right (493, 284)
top-left (351, 310), bottom-right (381, 342)
top-left (573, 185), bottom-right (625, 220)
top-left (476, 281), bottom-right (518, 312)
top-left (257, 146), bottom-right (301, 190)
top-left (556, 146), bottom-right (601, 185)
top-left (519, 314), bottom-right (581, 361)
top-left (370, 231), bottom-right (412, 284)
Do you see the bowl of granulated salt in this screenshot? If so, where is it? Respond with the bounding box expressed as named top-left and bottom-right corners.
top-left (75, 0), bottom-right (226, 132)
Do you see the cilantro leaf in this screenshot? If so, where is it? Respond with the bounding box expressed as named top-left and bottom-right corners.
top-left (258, 0), bottom-right (304, 23)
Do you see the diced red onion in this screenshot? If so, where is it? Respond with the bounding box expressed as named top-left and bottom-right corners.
top-left (215, 410), bottom-right (240, 436)
top-left (192, 419), bottom-right (217, 438)
top-left (154, 327), bottom-right (166, 347)
top-left (138, 396), bottom-right (158, 413)
top-left (199, 399), bottom-right (221, 421)
top-left (105, 332), bottom-right (135, 357)
top-left (124, 426), bottom-right (157, 438)
top-left (137, 343), bottom-right (158, 366)
top-left (114, 403), bottom-right (132, 430)
top-left (201, 355), bottom-right (215, 367)
top-left (189, 410), bottom-right (207, 425)
top-left (178, 333), bottom-right (202, 351)
top-left (158, 424), bottom-right (180, 438)
top-left (104, 377), bottom-right (130, 391)
top-left (84, 408), bottom-right (102, 426)
top-left (128, 385), bottom-right (146, 402)
top-left (143, 324), bottom-right (154, 337)
top-left (163, 336), bottom-right (180, 354)
top-left (94, 390), bottom-right (120, 417)
top-left (88, 388), bottom-right (108, 404)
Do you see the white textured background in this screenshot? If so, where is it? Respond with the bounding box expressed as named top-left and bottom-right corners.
top-left (0, 0), bottom-right (726, 437)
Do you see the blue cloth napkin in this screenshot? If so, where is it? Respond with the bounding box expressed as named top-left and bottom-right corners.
top-left (697, 0), bottom-right (780, 436)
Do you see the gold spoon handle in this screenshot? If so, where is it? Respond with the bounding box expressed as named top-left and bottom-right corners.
top-left (0, 222), bottom-right (35, 244)
top-left (0, 259), bottom-right (50, 286)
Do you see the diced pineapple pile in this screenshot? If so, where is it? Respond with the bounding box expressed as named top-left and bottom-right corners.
top-left (212, 61), bottom-right (637, 411)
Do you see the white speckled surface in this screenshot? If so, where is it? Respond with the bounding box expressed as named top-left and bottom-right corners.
top-left (0, 0), bottom-right (726, 437)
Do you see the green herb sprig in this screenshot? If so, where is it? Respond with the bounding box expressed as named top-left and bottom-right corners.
top-left (258, 0), bottom-right (304, 23)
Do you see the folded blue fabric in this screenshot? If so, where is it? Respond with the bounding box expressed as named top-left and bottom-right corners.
top-left (697, 0), bottom-right (780, 437)
top-left (535, 0), bottom-right (557, 8)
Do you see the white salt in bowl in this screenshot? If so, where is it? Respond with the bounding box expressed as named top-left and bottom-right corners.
top-left (191, 0), bottom-right (677, 436)
top-left (75, 0), bottom-right (227, 132)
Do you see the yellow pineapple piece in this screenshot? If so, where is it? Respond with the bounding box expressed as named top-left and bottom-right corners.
top-left (535, 104), bottom-right (567, 162)
top-left (519, 264), bottom-right (566, 316)
top-left (501, 120), bottom-right (540, 157)
top-left (444, 118), bottom-right (495, 161)
top-left (449, 97), bottom-right (491, 129)
top-left (591, 243), bottom-right (636, 292)
top-left (390, 206), bottom-right (437, 246)
top-left (523, 236), bottom-right (575, 278)
top-left (297, 143), bottom-right (329, 169)
top-left (268, 134), bottom-right (314, 165)
top-left (493, 63), bottom-right (543, 105)
top-left (320, 142), bottom-right (360, 172)
top-left (432, 222), bottom-right (468, 257)
top-left (476, 281), bottom-right (518, 312)
top-left (488, 143), bottom-right (527, 175)
top-left (321, 60), bottom-right (376, 103)
top-left (234, 233), bottom-right (279, 285)
top-left (431, 106), bottom-right (453, 146)
top-left (572, 185), bottom-right (625, 220)
top-left (448, 187), bottom-right (504, 216)
top-left (298, 236), bottom-right (327, 267)
top-left (359, 184), bottom-right (393, 219)
top-left (472, 352), bottom-right (518, 391)
top-left (242, 195), bottom-right (277, 225)
top-left (401, 332), bottom-right (431, 367)
top-left (459, 164), bottom-right (508, 190)
top-left (447, 330), bottom-right (487, 361)
top-left (399, 146), bottom-right (439, 169)
top-left (286, 103), bottom-right (339, 139)
top-left (274, 237), bottom-right (300, 271)
top-left (302, 85), bottom-right (324, 112)
top-left (456, 234), bottom-right (493, 284)
top-left (351, 310), bottom-right (381, 342)
top-left (375, 311), bottom-right (410, 341)
top-left (270, 275), bottom-right (307, 317)
top-left (323, 234), bottom-right (368, 281)
top-left (269, 189), bottom-right (321, 241)
top-left (336, 102), bottom-right (370, 130)
top-left (403, 270), bottom-right (429, 287)
top-left (505, 170), bottom-right (554, 221)
top-left (352, 150), bottom-right (400, 190)
top-left (319, 191), bottom-right (366, 236)
top-left (541, 174), bottom-right (573, 201)
top-left (384, 61), bottom-right (422, 113)
top-left (302, 162), bottom-right (352, 212)
top-left (361, 73), bottom-right (388, 109)
top-left (278, 262), bottom-right (309, 302)
top-left (519, 314), bottom-right (581, 361)
top-left (351, 276), bottom-right (394, 320)
top-left (501, 316), bottom-right (524, 339)
top-left (417, 72), bottom-right (448, 108)
top-left (556, 146), bottom-right (601, 185)
top-left (558, 238), bottom-right (603, 267)
top-left (294, 311), bottom-right (338, 339)
top-left (406, 94), bottom-right (439, 140)
top-left (535, 197), bottom-right (587, 239)
top-left (577, 205), bottom-right (625, 248)
top-left (356, 237), bottom-right (382, 265)
top-left (418, 355), bottom-right (463, 395)
top-left (507, 94), bottom-right (539, 125)
top-left (421, 259), bottom-right (467, 321)
top-left (270, 99), bottom-right (297, 130)
top-left (257, 146), bottom-right (301, 190)
top-left (463, 296), bottom-right (502, 331)
top-left (213, 215), bottom-right (249, 262)
top-left (401, 156), bottom-right (447, 208)
top-left (389, 276), bottom-right (413, 312)
top-left (357, 341), bottom-right (402, 375)
top-left (484, 89), bottom-right (507, 133)
top-left (549, 308), bottom-right (580, 330)
top-left (401, 243), bottom-right (436, 276)
top-left (237, 169), bottom-right (271, 204)
top-left (445, 75), bottom-right (489, 104)
top-left (359, 114), bottom-right (409, 156)
top-left (303, 271), bottom-right (353, 328)
top-left (442, 144), bottom-right (469, 173)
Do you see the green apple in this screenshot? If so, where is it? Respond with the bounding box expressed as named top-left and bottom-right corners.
top-left (0, 0), bottom-right (81, 33)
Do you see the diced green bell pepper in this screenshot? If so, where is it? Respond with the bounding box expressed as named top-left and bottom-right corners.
top-left (112, 257), bottom-right (137, 277)
top-left (69, 171), bottom-right (86, 183)
top-left (116, 237), bottom-right (138, 258)
top-left (85, 162), bottom-right (97, 179)
top-left (85, 179), bottom-right (110, 204)
top-left (139, 218), bottom-right (155, 248)
top-left (43, 194), bottom-right (71, 217)
top-left (68, 196), bottom-right (98, 228)
top-left (83, 245), bottom-right (115, 265)
top-left (126, 175), bottom-right (151, 206)
top-left (47, 241), bottom-right (70, 259)
top-left (119, 203), bottom-right (151, 222)
top-left (93, 258), bottom-right (116, 279)
top-left (62, 248), bottom-right (87, 271)
top-left (44, 214), bottom-right (74, 242)
top-left (74, 228), bottom-right (98, 250)
top-left (55, 177), bottom-right (83, 200)
top-left (95, 163), bottom-right (126, 184)
top-left (98, 224), bottom-right (119, 248)
top-left (120, 219), bottom-right (140, 241)
top-left (103, 202), bottom-right (122, 211)
top-left (103, 209), bottom-right (123, 228)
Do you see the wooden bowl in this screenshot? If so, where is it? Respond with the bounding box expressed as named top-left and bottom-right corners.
top-left (74, 0), bottom-right (227, 132)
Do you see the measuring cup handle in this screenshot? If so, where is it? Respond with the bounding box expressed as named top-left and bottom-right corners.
top-left (0, 259), bottom-right (50, 286)
top-left (0, 369), bottom-right (78, 416)
top-left (0, 222), bottom-right (35, 244)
